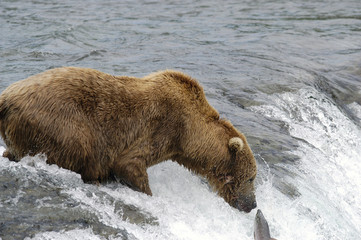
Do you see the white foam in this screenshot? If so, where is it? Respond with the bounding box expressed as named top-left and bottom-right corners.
top-left (250, 87), bottom-right (361, 239)
top-left (147, 161), bottom-right (254, 239)
top-left (0, 146), bottom-right (6, 156)
top-left (62, 161), bottom-right (255, 240)
top-left (25, 228), bottom-right (104, 240)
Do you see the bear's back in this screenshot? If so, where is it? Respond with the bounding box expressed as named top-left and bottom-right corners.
top-left (1, 67), bottom-right (141, 119)
top-left (141, 70), bottom-right (220, 121)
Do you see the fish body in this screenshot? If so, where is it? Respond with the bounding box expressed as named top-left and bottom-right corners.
top-left (254, 209), bottom-right (276, 240)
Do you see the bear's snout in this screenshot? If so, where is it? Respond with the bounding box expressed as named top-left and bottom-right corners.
top-left (234, 193), bottom-right (257, 213)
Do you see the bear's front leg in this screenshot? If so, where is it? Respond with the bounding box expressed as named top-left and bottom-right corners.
top-left (3, 149), bottom-right (18, 162)
top-left (112, 157), bottom-right (152, 196)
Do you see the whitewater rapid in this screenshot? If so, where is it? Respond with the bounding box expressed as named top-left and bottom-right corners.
top-left (251, 87), bottom-right (361, 239)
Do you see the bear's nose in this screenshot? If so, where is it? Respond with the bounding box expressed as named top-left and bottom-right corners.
top-left (252, 200), bottom-right (257, 209)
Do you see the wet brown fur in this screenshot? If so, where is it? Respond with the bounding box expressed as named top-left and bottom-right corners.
top-left (0, 67), bottom-right (257, 210)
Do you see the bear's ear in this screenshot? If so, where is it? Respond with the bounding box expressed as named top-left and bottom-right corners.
top-left (228, 137), bottom-right (244, 153)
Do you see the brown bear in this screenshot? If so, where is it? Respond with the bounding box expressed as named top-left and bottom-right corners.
top-left (0, 67), bottom-right (257, 213)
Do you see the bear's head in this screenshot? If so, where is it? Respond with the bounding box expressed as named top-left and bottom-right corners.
top-left (212, 137), bottom-right (257, 213)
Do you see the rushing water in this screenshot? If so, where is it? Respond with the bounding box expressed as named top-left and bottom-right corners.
top-left (1, 0), bottom-right (361, 239)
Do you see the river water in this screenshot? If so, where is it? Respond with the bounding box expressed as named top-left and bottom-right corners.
top-left (0, 0), bottom-right (361, 239)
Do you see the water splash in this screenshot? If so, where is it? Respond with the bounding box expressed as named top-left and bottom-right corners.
top-left (250, 87), bottom-right (361, 239)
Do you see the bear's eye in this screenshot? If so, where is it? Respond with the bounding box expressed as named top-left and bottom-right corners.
top-left (248, 177), bottom-right (255, 183)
